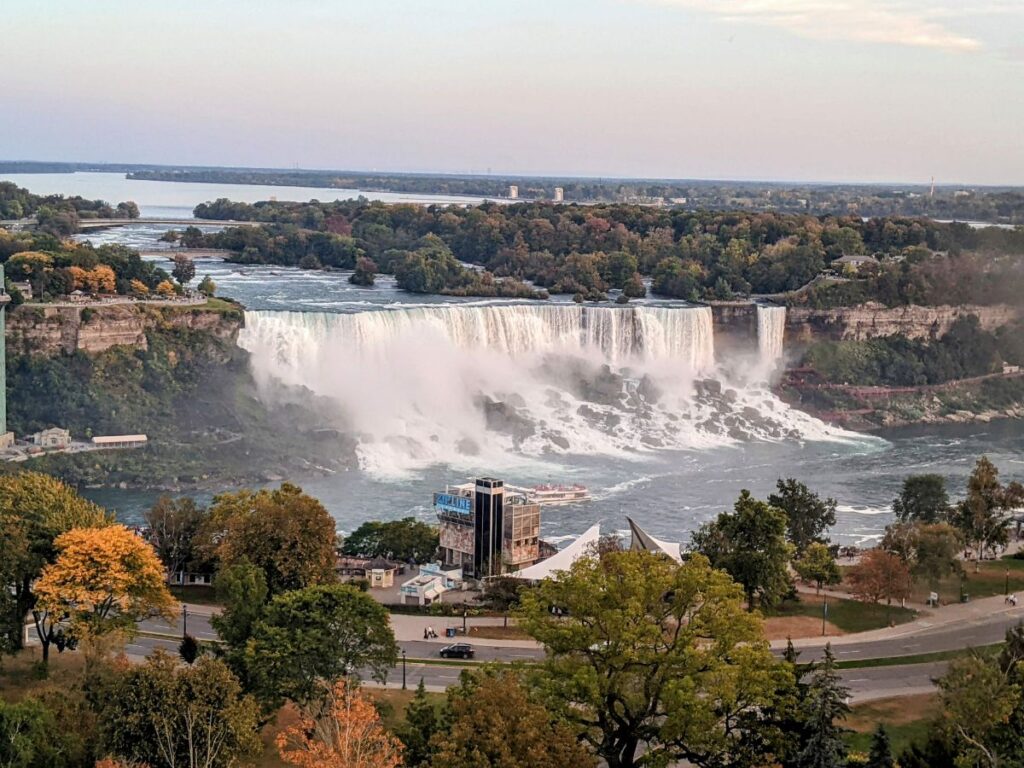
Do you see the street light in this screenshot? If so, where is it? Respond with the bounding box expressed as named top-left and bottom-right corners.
top-left (182, 604), bottom-right (188, 639)
top-left (1007, 568), bottom-right (1011, 597)
top-left (821, 595), bottom-right (827, 637)
top-left (462, 607), bottom-right (468, 635)
top-left (401, 649), bottom-right (407, 690)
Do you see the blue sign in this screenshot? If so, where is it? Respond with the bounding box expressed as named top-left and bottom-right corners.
top-left (434, 493), bottom-right (472, 516)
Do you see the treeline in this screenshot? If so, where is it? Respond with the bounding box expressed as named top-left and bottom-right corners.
top-left (0, 181), bottom-right (139, 236)
top-left (803, 316), bottom-right (1024, 386)
top-left (126, 166), bottom-right (1024, 222)
top-left (185, 199), bottom-right (1024, 303)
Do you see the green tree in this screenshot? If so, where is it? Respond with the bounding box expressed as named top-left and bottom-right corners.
top-left (517, 549), bottom-right (789, 768)
top-left (0, 698), bottom-right (75, 768)
top-left (769, 479), bottom-right (837, 554)
top-left (197, 275), bottom-right (216, 297)
top-left (171, 254), bottom-right (196, 287)
top-left (98, 652), bottom-right (262, 768)
top-left (867, 725), bottom-right (894, 768)
top-left (797, 645), bottom-right (849, 768)
top-left (794, 542), bottom-right (841, 593)
top-left (341, 517), bottom-right (438, 563)
top-left (246, 583), bottom-right (397, 709)
top-left (692, 490), bottom-right (794, 610)
top-left (210, 559), bottom-right (268, 688)
top-left (476, 575), bottom-right (527, 627)
top-left (204, 483), bottom-right (338, 595)
top-left (144, 496), bottom-right (208, 582)
top-left (429, 669), bottom-right (596, 768)
top-left (349, 256), bottom-right (378, 286)
top-left (937, 653), bottom-right (1019, 768)
top-left (892, 474), bottom-right (950, 524)
top-left (398, 678), bottom-right (440, 768)
top-left (952, 456), bottom-right (1024, 569)
top-left (910, 523), bottom-right (963, 595)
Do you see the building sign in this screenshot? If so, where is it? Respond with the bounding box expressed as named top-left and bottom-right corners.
top-left (434, 492), bottom-right (472, 516)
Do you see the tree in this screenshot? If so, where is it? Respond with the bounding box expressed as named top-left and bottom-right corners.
top-left (911, 523), bottom-right (962, 594)
top-left (429, 669), bottom-right (596, 768)
top-left (793, 542), bottom-right (841, 593)
top-left (517, 550), bottom-right (789, 768)
top-left (937, 654), bottom-right (1019, 768)
top-left (952, 456), bottom-right (1024, 569)
top-left (349, 257), bottom-right (377, 286)
top-left (34, 524), bottom-right (176, 640)
top-left (867, 724), bottom-right (895, 768)
top-left (0, 472), bottom-right (112, 657)
top-left (210, 559), bottom-right (268, 687)
top-left (171, 254), bottom-right (196, 286)
top-left (769, 478), bottom-right (837, 554)
top-left (144, 496), bottom-right (208, 582)
top-left (155, 279), bottom-right (176, 297)
top-left (397, 679), bottom-right (438, 768)
top-left (0, 698), bottom-right (74, 768)
top-left (797, 645), bottom-right (849, 768)
top-left (476, 575), bottom-right (526, 627)
top-left (129, 278), bottom-right (149, 296)
top-left (691, 490), bottom-right (794, 610)
top-left (246, 583), bottom-right (397, 708)
top-left (847, 549), bottom-right (911, 620)
top-left (197, 275), bottom-right (216, 297)
top-left (179, 633), bottom-right (201, 664)
top-left (341, 517), bottom-right (438, 564)
top-left (99, 652), bottom-right (261, 768)
top-left (892, 474), bottom-right (950, 524)
top-left (204, 483), bottom-right (338, 595)
top-left (276, 679), bottom-right (402, 768)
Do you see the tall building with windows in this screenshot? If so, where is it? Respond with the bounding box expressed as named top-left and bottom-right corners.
top-left (553, 187), bottom-right (564, 202)
top-left (0, 266), bottom-right (12, 448)
top-left (435, 477), bottom-right (541, 579)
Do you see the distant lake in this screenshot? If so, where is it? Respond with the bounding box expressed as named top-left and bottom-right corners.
top-left (0, 171), bottom-right (503, 219)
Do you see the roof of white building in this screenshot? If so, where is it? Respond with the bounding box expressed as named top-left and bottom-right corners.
top-left (509, 523), bottom-right (601, 581)
top-left (627, 517), bottom-right (683, 563)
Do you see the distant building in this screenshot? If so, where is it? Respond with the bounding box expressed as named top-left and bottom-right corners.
top-left (832, 253), bottom-right (879, 273)
top-left (508, 185), bottom-right (519, 199)
top-left (553, 187), bottom-right (564, 203)
top-left (30, 427), bottom-right (71, 449)
top-left (435, 477), bottom-right (541, 579)
top-left (336, 556), bottom-right (400, 588)
top-left (10, 281), bottom-right (31, 301)
top-left (399, 563), bottom-right (463, 606)
top-left (92, 434), bottom-right (148, 449)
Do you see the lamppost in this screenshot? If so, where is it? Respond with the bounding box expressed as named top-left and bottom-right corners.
top-left (821, 595), bottom-right (827, 637)
top-left (1007, 568), bottom-right (1011, 597)
top-left (182, 604), bottom-right (188, 639)
top-left (401, 649), bottom-right (407, 690)
top-left (462, 607), bottom-right (468, 635)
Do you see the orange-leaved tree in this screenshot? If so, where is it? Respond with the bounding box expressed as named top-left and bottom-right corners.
top-left (276, 679), bottom-right (403, 768)
top-left (35, 524), bottom-right (176, 638)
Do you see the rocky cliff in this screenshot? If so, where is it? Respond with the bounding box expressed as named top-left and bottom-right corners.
top-left (784, 303), bottom-right (1019, 344)
top-left (6, 302), bottom-right (243, 358)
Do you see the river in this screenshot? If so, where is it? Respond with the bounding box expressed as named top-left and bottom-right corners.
top-left (10, 172), bottom-right (1022, 548)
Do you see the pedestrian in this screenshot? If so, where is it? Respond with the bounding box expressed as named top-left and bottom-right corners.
top-left (424, 627), bottom-right (428, 640)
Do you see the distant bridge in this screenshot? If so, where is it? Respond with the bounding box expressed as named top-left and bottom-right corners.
top-left (76, 218), bottom-right (257, 231)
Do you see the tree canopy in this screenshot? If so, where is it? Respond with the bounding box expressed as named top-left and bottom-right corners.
top-left (768, 479), bottom-right (837, 554)
top-left (341, 517), bottom-right (438, 563)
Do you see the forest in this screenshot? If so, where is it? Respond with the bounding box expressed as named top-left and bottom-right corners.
top-left (0, 181), bottom-right (138, 236)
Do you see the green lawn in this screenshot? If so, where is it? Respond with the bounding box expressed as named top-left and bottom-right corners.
top-left (170, 584), bottom-right (220, 606)
top-left (767, 595), bottom-right (917, 634)
top-left (838, 555), bottom-right (1024, 605)
top-left (844, 694), bottom-right (940, 755)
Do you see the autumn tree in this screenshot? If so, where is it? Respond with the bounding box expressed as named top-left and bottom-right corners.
top-left (429, 669), bottom-right (596, 768)
top-left (892, 474), bottom-right (950, 524)
top-left (794, 542), bottom-right (841, 593)
top-left (155, 280), bottom-right (176, 297)
top-left (276, 679), bottom-right (402, 768)
top-left (246, 583), bottom-right (397, 709)
top-left (203, 483), bottom-right (338, 595)
top-left (144, 496), bottom-right (209, 582)
top-left (692, 490), bottom-right (794, 610)
top-left (35, 524), bottom-right (176, 640)
top-left (0, 472), bottom-right (112, 658)
top-left (769, 478), bottom-right (837, 554)
top-left (847, 549), bottom-right (912, 619)
top-left (99, 652), bottom-right (261, 768)
top-left (88, 265), bottom-right (117, 294)
top-left (129, 278), bottom-right (149, 296)
top-left (952, 456), bottom-right (1024, 569)
top-left (518, 549), bottom-right (790, 768)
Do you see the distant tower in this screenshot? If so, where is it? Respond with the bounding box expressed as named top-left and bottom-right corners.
top-left (930, 177), bottom-right (935, 198)
top-left (508, 185), bottom-right (519, 200)
top-left (0, 265), bottom-right (12, 447)
top-left (553, 187), bottom-right (564, 203)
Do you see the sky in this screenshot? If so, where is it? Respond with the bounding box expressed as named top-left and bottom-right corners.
top-left (3, 0), bottom-right (1023, 185)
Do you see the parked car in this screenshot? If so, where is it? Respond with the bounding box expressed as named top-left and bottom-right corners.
top-left (439, 643), bottom-right (475, 659)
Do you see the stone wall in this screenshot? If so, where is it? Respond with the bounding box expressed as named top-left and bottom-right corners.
top-left (6, 303), bottom-right (243, 358)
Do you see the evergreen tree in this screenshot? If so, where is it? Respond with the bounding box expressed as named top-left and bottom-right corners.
top-left (797, 645), bottom-right (850, 768)
top-left (399, 678), bottom-right (439, 768)
top-left (867, 725), bottom-right (894, 768)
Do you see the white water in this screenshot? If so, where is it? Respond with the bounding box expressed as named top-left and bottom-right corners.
top-left (240, 304), bottom-right (860, 478)
top-left (757, 305), bottom-right (787, 369)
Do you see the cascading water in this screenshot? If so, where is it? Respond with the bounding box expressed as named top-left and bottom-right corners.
top-left (240, 304), bottom-right (856, 478)
top-left (757, 305), bottom-right (787, 369)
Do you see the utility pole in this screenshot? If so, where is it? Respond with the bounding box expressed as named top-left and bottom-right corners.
top-left (401, 649), bottom-right (407, 690)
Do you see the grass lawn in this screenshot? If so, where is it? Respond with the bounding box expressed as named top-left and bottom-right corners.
top-left (468, 624), bottom-right (531, 641)
top-left (837, 555), bottom-right (1024, 605)
top-left (767, 595), bottom-right (917, 634)
top-left (845, 694), bottom-right (940, 755)
top-left (0, 647), bottom-right (86, 703)
top-left (170, 584), bottom-right (221, 606)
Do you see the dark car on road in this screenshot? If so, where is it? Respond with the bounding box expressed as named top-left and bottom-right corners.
top-left (439, 642), bottom-right (475, 659)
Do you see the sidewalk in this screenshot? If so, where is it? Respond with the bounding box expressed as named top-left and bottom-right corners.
top-left (389, 613), bottom-right (540, 649)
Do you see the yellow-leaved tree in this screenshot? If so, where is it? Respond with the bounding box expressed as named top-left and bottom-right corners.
top-left (276, 679), bottom-right (403, 768)
top-left (35, 524), bottom-right (176, 639)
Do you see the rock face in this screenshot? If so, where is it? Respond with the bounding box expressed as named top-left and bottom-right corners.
top-left (6, 303), bottom-right (243, 358)
top-left (785, 303), bottom-right (1019, 343)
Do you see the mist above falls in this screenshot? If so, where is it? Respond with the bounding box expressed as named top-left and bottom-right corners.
top-left (239, 304), bottom-right (857, 478)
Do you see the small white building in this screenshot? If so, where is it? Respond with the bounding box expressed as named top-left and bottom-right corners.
top-left (92, 434), bottom-right (148, 449)
top-left (30, 427), bottom-right (71, 449)
top-left (399, 563), bottom-right (463, 606)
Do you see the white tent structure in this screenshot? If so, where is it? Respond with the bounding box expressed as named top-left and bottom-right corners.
top-left (509, 523), bottom-right (601, 581)
top-left (627, 517), bottom-right (683, 563)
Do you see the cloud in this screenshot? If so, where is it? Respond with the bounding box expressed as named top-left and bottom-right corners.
top-left (647, 0), bottom-right (983, 52)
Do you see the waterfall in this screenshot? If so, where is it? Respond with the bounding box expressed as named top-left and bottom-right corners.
top-left (756, 305), bottom-right (786, 367)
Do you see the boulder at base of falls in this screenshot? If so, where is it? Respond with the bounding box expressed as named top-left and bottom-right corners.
top-left (476, 396), bottom-right (536, 441)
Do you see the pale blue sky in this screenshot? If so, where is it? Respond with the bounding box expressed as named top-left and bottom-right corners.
top-left (3, 0), bottom-right (1022, 184)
